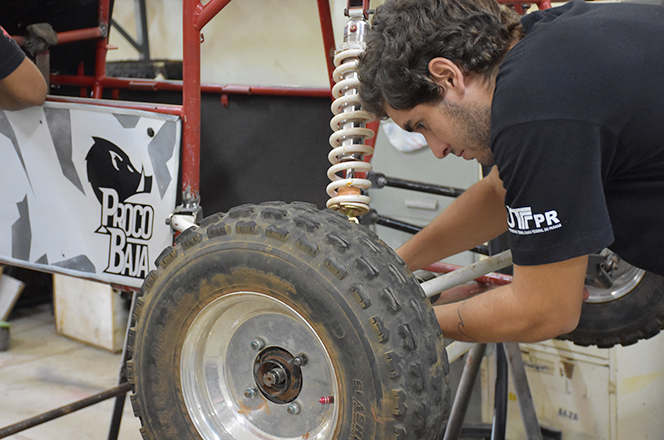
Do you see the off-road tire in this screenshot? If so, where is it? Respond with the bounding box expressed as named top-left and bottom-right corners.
top-left (126, 201), bottom-right (450, 440)
top-left (560, 269), bottom-right (664, 348)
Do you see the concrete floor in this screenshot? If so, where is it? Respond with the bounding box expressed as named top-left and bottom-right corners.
top-left (0, 304), bottom-right (142, 440)
top-left (0, 302), bottom-right (483, 440)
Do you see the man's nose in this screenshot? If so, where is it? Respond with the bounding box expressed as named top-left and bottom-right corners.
top-left (428, 137), bottom-right (450, 159)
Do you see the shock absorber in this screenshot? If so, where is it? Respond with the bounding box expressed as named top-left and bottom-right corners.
top-left (327, 7), bottom-right (376, 218)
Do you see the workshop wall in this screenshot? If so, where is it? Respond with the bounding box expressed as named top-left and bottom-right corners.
top-left (109, 0), bottom-right (386, 87)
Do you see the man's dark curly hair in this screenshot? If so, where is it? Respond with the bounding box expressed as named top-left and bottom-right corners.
top-left (358, 0), bottom-right (524, 118)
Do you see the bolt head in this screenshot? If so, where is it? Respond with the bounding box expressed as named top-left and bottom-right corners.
top-left (287, 402), bottom-right (301, 415)
top-left (250, 338), bottom-right (265, 351)
top-left (244, 387), bottom-right (257, 398)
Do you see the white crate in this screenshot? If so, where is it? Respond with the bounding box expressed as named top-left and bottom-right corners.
top-left (53, 274), bottom-right (128, 352)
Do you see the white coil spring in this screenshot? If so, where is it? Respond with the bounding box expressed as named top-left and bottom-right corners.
top-left (326, 47), bottom-right (376, 217)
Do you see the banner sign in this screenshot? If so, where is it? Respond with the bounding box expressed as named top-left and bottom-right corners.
top-left (0, 101), bottom-right (181, 288)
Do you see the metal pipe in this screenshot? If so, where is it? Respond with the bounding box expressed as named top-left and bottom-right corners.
top-left (47, 95), bottom-right (184, 116)
top-left (373, 173), bottom-right (465, 198)
top-left (182, 0), bottom-right (203, 203)
top-left (92, 0), bottom-right (111, 99)
top-left (504, 343), bottom-right (544, 440)
top-left (207, 83), bottom-right (330, 97)
top-left (491, 343), bottom-right (508, 440)
top-left (374, 214), bottom-right (423, 235)
top-left (0, 383), bottom-right (132, 439)
top-left (135, 0), bottom-right (151, 60)
top-left (443, 344), bottom-right (487, 440)
top-left (107, 291), bottom-right (139, 440)
top-left (423, 261), bottom-right (513, 286)
top-left (50, 75), bottom-right (331, 97)
top-left (58, 27), bottom-right (105, 45)
top-left (421, 250), bottom-right (513, 298)
top-left (195, 0), bottom-right (233, 31)
top-left (317, 0), bottom-right (337, 89)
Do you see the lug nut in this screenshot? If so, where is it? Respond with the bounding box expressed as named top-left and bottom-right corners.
top-left (244, 387), bottom-right (257, 398)
top-left (294, 353), bottom-right (308, 367)
top-left (250, 338), bottom-right (265, 351)
top-left (287, 402), bottom-right (301, 415)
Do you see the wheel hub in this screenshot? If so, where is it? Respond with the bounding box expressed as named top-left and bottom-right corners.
top-left (586, 251), bottom-right (646, 303)
top-left (180, 291), bottom-right (339, 440)
top-left (253, 346), bottom-right (303, 404)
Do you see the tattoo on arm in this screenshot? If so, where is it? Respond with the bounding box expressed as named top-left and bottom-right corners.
top-left (456, 300), bottom-right (476, 342)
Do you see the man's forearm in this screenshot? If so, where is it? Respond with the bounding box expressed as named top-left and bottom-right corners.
top-left (434, 257), bottom-right (588, 343)
top-left (434, 285), bottom-right (533, 342)
top-left (397, 166), bottom-right (508, 271)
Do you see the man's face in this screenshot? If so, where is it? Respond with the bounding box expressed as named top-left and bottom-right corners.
top-left (385, 99), bottom-right (494, 166)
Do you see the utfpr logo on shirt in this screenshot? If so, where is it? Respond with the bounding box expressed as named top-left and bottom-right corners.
top-left (507, 205), bottom-right (562, 235)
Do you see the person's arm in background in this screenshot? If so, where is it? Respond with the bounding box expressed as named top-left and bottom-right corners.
top-left (0, 26), bottom-right (47, 110)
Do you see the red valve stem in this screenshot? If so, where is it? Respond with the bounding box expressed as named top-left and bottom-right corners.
top-left (319, 396), bottom-right (334, 405)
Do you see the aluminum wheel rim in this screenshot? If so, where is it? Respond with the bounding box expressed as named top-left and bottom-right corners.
top-left (586, 259), bottom-right (646, 304)
top-left (181, 291), bottom-right (339, 440)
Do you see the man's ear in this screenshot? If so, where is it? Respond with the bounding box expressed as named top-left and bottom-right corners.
top-left (428, 57), bottom-right (466, 98)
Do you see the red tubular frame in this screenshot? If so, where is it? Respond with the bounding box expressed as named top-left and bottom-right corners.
top-left (181, 0), bottom-right (203, 201)
top-left (39, 0), bottom-right (337, 208)
top-left (22, 0), bottom-right (549, 214)
top-left (317, 0), bottom-right (337, 89)
top-left (180, 0), bottom-right (235, 201)
top-left (57, 27), bottom-right (106, 45)
top-left (92, 0), bottom-right (111, 98)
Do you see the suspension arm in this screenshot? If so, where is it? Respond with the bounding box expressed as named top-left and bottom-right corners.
top-left (369, 172), bottom-right (466, 198)
top-left (420, 250), bottom-right (513, 298)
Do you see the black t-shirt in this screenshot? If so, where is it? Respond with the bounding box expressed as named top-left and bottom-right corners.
top-left (0, 26), bottom-right (25, 80)
top-left (491, 0), bottom-right (664, 276)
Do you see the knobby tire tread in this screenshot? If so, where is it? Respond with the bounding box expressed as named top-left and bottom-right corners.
top-left (559, 271), bottom-right (664, 348)
top-left (126, 202), bottom-right (450, 440)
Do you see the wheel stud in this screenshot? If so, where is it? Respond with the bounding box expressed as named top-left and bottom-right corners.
top-left (263, 366), bottom-right (287, 387)
top-left (293, 353), bottom-right (308, 367)
top-left (287, 402), bottom-right (301, 415)
top-left (250, 338), bottom-right (265, 351)
top-left (244, 387), bottom-right (258, 398)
